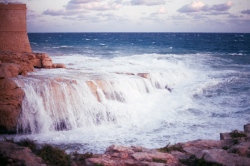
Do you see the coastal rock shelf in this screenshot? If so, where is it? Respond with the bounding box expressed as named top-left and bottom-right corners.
top-left (86, 124), bottom-right (250, 165)
top-left (0, 51), bottom-right (65, 133)
top-left (0, 124), bottom-right (250, 166)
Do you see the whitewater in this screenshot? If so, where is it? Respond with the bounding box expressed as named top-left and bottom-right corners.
top-left (4, 33), bottom-right (250, 153)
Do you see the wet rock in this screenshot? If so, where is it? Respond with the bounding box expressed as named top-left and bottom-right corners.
top-left (0, 51), bottom-right (67, 133)
top-left (52, 63), bottom-right (66, 68)
top-left (0, 78), bottom-right (24, 133)
top-left (86, 81), bottom-right (100, 102)
top-left (42, 56), bottom-right (53, 68)
top-left (137, 73), bottom-right (150, 79)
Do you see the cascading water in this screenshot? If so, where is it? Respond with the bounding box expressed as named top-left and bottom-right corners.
top-left (15, 55), bottom-right (192, 134)
top-left (3, 33), bottom-right (249, 153)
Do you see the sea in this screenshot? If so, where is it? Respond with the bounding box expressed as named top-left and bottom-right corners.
top-left (5, 33), bottom-right (250, 153)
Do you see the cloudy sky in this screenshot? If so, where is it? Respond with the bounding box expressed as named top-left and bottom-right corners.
top-left (2, 0), bottom-right (250, 32)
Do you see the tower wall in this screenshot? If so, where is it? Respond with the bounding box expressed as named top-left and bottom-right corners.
top-left (0, 3), bottom-right (31, 52)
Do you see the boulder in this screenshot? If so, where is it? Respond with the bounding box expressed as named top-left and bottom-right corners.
top-left (42, 56), bottom-right (53, 68)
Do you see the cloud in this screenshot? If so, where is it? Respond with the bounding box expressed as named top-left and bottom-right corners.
top-left (192, 14), bottom-right (207, 20)
top-left (43, 9), bottom-right (68, 16)
top-left (205, 11), bottom-right (229, 16)
top-left (171, 15), bottom-right (186, 20)
top-left (178, 1), bottom-right (233, 13)
top-left (228, 14), bottom-right (240, 19)
top-left (178, 1), bottom-right (208, 13)
top-left (157, 7), bottom-right (167, 14)
top-left (241, 9), bottom-right (250, 15)
top-left (210, 1), bottom-right (233, 11)
top-left (27, 9), bottom-right (41, 19)
top-left (66, 1), bottom-right (121, 11)
top-left (131, 0), bottom-right (165, 6)
top-left (68, 0), bottom-right (102, 4)
top-left (0, 0), bottom-right (24, 3)
top-left (43, 9), bottom-right (82, 16)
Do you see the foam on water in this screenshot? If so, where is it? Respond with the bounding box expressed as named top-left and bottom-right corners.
top-left (4, 53), bottom-right (250, 153)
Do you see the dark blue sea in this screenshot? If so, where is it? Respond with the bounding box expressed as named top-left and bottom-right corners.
top-left (8, 33), bottom-right (250, 153)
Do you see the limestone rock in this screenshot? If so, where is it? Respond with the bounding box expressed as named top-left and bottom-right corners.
top-left (196, 149), bottom-right (250, 166)
top-left (52, 63), bottom-right (66, 68)
top-left (42, 56), bottom-right (53, 68)
top-left (0, 78), bottom-right (24, 133)
top-left (0, 142), bottom-right (45, 166)
top-left (86, 81), bottom-right (100, 102)
top-left (0, 63), bottom-right (20, 78)
top-left (0, 51), bottom-right (34, 73)
top-left (86, 145), bottom-right (179, 166)
top-left (138, 73), bottom-right (150, 79)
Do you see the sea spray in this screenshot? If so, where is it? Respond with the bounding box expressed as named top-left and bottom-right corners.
top-left (8, 53), bottom-right (249, 153)
top-left (14, 58), bottom-right (192, 135)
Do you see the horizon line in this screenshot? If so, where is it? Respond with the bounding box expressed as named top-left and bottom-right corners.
top-left (27, 32), bottom-right (250, 34)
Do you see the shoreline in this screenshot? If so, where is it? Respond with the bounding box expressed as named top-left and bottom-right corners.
top-left (1, 124), bottom-right (250, 166)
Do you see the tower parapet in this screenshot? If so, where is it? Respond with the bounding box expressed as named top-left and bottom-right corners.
top-left (0, 3), bottom-right (31, 52)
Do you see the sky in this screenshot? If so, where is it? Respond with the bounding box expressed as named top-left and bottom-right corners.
top-left (1, 0), bottom-right (250, 32)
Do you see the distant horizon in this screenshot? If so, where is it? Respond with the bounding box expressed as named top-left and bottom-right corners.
top-left (27, 31), bottom-right (250, 34)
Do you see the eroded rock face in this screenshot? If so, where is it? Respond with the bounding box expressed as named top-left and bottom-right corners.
top-left (0, 63), bottom-right (21, 78)
top-left (0, 78), bottom-right (24, 133)
top-left (0, 51), bottom-right (66, 133)
top-left (0, 52), bottom-right (66, 72)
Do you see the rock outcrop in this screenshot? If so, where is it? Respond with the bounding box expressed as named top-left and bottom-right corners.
top-left (86, 145), bottom-right (180, 166)
top-left (0, 78), bottom-right (24, 133)
top-left (86, 124), bottom-right (250, 166)
top-left (0, 51), bottom-right (66, 133)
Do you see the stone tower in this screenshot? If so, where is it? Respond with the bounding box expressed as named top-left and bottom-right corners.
top-left (0, 3), bottom-right (31, 52)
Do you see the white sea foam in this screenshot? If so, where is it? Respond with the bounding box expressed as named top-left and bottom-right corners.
top-left (8, 53), bottom-right (249, 153)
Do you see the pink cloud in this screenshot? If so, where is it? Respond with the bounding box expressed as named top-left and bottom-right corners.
top-left (178, 1), bottom-right (208, 13)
